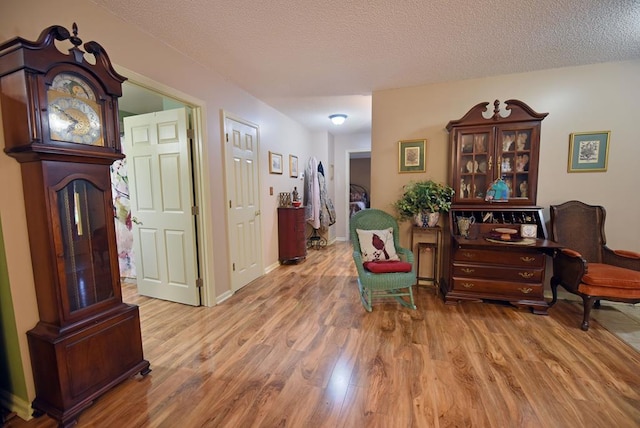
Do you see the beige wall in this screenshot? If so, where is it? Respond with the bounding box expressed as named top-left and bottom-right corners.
top-left (371, 60), bottom-right (640, 252)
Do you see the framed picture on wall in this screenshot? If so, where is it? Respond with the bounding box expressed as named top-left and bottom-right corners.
top-left (568, 131), bottom-right (610, 172)
top-left (399, 139), bottom-right (426, 173)
top-left (269, 151), bottom-right (283, 174)
top-left (289, 154), bottom-right (298, 177)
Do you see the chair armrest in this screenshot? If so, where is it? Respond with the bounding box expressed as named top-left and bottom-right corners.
top-left (352, 251), bottom-right (367, 276)
top-left (396, 247), bottom-right (415, 275)
top-left (395, 247), bottom-right (414, 264)
top-left (552, 248), bottom-right (587, 292)
top-left (603, 247), bottom-right (640, 271)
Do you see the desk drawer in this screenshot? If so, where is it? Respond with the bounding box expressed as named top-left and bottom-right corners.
top-left (452, 264), bottom-right (543, 282)
top-left (452, 277), bottom-right (544, 298)
top-left (454, 248), bottom-right (544, 267)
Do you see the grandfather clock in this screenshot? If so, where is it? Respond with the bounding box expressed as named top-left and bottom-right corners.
top-left (0, 24), bottom-right (150, 426)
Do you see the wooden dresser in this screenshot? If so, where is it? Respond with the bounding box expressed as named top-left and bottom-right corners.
top-left (278, 207), bottom-right (307, 263)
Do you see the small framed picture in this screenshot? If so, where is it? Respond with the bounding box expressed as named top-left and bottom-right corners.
top-left (289, 154), bottom-right (298, 177)
top-left (269, 151), bottom-right (283, 174)
top-left (568, 131), bottom-right (610, 172)
top-left (521, 224), bottom-right (538, 238)
top-left (398, 139), bottom-right (426, 173)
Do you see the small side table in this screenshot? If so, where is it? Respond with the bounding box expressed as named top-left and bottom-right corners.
top-left (411, 226), bottom-right (442, 293)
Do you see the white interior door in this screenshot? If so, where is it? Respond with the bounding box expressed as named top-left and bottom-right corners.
top-left (124, 108), bottom-right (200, 305)
top-left (224, 116), bottom-right (263, 292)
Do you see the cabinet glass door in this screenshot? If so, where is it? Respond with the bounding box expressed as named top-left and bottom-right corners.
top-left (497, 126), bottom-right (535, 204)
top-left (456, 128), bottom-right (494, 203)
top-left (56, 179), bottom-right (115, 312)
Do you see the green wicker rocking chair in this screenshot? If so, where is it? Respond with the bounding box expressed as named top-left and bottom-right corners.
top-left (349, 208), bottom-right (417, 311)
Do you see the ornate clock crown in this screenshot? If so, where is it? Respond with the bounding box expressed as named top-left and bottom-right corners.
top-left (0, 23), bottom-right (127, 157)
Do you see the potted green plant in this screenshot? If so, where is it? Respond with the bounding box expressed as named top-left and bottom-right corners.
top-left (393, 180), bottom-right (455, 227)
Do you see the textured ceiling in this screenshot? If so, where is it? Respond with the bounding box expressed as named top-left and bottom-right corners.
top-left (94, 0), bottom-right (640, 135)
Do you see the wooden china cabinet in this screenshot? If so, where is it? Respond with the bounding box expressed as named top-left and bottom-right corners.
top-left (441, 99), bottom-right (561, 314)
top-left (0, 24), bottom-right (149, 426)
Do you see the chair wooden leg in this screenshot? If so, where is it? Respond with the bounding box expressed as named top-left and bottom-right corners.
top-left (549, 276), bottom-right (559, 307)
top-left (581, 296), bottom-right (597, 331)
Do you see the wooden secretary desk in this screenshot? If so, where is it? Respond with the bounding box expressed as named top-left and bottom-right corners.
top-left (441, 99), bottom-right (561, 314)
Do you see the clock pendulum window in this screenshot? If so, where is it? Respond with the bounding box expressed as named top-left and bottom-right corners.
top-left (0, 23), bottom-right (150, 427)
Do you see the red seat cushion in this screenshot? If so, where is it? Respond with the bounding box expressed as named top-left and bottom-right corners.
top-left (582, 263), bottom-right (640, 288)
top-left (579, 263), bottom-right (640, 299)
top-left (363, 261), bottom-right (412, 273)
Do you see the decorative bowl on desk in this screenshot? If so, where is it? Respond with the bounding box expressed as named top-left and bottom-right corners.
top-left (292, 201), bottom-right (302, 207)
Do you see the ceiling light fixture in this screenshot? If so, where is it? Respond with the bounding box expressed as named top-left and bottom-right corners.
top-left (329, 114), bottom-right (347, 125)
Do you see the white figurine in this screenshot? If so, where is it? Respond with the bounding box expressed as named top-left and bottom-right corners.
top-left (502, 134), bottom-right (514, 151)
top-left (516, 133), bottom-right (528, 151)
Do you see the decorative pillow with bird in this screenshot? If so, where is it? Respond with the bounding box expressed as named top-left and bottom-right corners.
top-left (356, 228), bottom-right (400, 262)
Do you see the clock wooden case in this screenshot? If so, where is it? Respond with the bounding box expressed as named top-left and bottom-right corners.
top-left (0, 24), bottom-right (149, 427)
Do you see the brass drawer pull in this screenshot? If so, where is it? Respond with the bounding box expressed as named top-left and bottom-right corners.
top-left (461, 268), bottom-right (475, 274)
top-left (520, 256), bottom-right (536, 263)
top-left (462, 282), bottom-right (475, 289)
top-left (519, 287), bottom-right (533, 294)
top-left (462, 252), bottom-right (475, 259)
top-left (518, 272), bottom-right (534, 279)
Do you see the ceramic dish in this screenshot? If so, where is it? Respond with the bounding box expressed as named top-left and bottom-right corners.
top-left (486, 234), bottom-right (524, 243)
top-left (493, 227), bottom-right (518, 234)
top-left (488, 227), bottom-right (522, 242)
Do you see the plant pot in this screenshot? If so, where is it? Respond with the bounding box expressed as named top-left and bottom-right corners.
top-left (414, 212), bottom-right (440, 228)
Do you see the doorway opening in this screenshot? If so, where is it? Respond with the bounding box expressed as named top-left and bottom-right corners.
top-left (113, 78), bottom-right (212, 306)
top-left (346, 150), bottom-right (371, 238)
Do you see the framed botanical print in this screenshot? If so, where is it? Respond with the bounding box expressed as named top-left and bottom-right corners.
top-left (568, 131), bottom-right (610, 172)
top-left (399, 139), bottom-right (426, 173)
top-left (289, 154), bottom-right (298, 177)
top-left (269, 151), bottom-right (283, 174)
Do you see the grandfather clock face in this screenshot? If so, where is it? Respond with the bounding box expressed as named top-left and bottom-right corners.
top-left (47, 73), bottom-right (105, 146)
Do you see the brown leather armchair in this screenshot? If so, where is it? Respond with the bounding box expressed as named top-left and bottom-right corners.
top-left (549, 200), bottom-right (640, 330)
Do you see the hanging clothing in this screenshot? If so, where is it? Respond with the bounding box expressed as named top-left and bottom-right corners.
top-left (304, 157), bottom-right (336, 231)
top-left (304, 157), bottom-right (321, 229)
top-left (317, 161), bottom-right (336, 228)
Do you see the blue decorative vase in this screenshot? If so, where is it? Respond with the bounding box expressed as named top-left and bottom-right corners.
top-left (414, 212), bottom-right (440, 228)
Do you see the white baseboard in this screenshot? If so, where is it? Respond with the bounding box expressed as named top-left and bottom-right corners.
top-left (0, 389), bottom-right (33, 422)
top-left (264, 261), bottom-right (280, 274)
top-left (215, 290), bottom-right (233, 304)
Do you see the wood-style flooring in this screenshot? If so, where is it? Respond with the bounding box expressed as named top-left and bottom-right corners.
top-left (6, 242), bottom-right (640, 427)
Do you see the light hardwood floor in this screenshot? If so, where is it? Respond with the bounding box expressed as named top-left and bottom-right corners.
top-left (6, 242), bottom-right (640, 427)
